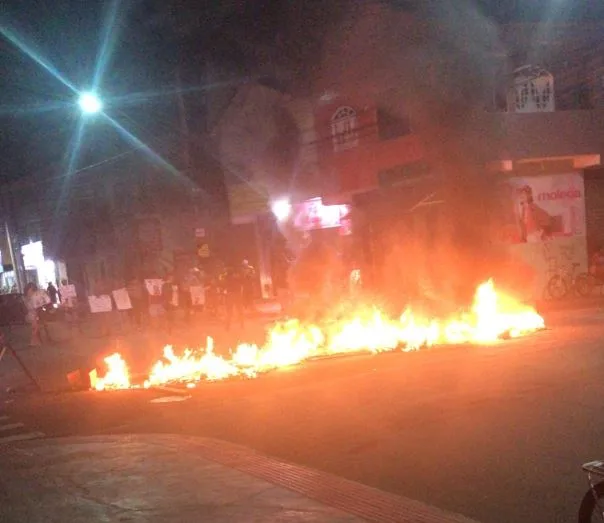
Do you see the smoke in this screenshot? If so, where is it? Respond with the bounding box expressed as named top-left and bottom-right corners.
top-left (307, 0), bottom-right (531, 308)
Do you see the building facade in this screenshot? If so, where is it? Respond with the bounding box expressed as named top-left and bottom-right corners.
top-left (310, 22), bottom-right (604, 301)
top-left (1, 147), bottom-right (223, 295)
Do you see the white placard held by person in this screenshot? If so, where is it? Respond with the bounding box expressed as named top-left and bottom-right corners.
top-left (144, 279), bottom-right (163, 297)
top-left (189, 286), bottom-right (205, 306)
top-left (60, 284), bottom-right (77, 299)
top-left (88, 295), bottom-right (113, 313)
top-left (112, 288), bottom-right (132, 311)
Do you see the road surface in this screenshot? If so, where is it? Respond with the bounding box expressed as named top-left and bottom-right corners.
top-left (3, 308), bottom-right (604, 522)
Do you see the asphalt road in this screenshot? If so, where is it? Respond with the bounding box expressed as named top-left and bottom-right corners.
top-left (4, 308), bottom-right (604, 523)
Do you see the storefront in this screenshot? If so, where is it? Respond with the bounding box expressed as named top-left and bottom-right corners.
top-left (273, 196), bottom-right (353, 301)
top-left (20, 240), bottom-right (67, 290)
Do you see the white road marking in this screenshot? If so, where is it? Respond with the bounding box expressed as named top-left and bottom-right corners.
top-left (0, 423), bottom-right (24, 432)
top-left (0, 432), bottom-right (45, 444)
top-left (150, 395), bottom-right (191, 404)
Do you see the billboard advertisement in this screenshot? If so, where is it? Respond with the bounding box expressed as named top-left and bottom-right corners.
top-left (292, 198), bottom-right (351, 231)
top-left (494, 172), bottom-right (588, 299)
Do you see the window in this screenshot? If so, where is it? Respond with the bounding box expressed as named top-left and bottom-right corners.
top-left (377, 108), bottom-right (411, 140)
top-left (509, 65), bottom-right (555, 113)
top-left (331, 106), bottom-right (358, 152)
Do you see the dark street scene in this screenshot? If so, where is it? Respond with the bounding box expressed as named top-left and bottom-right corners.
top-left (3, 0), bottom-right (604, 521)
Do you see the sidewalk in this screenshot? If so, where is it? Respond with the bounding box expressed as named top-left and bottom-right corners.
top-left (536, 296), bottom-right (604, 313)
top-left (1, 433), bottom-right (480, 523)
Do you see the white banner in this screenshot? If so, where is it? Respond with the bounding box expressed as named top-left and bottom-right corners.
top-left (88, 295), bottom-right (113, 313)
top-left (170, 285), bottom-right (179, 307)
top-left (190, 285), bottom-right (205, 306)
top-left (144, 279), bottom-right (163, 297)
top-left (59, 284), bottom-right (77, 299)
top-left (112, 288), bottom-right (132, 311)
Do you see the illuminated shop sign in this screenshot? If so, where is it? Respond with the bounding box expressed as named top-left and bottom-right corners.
top-left (292, 198), bottom-right (350, 231)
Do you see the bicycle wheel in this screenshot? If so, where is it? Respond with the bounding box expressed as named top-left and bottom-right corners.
top-left (547, 275), bottom-right (568, 300)
top-left (575, 273), bottom-right (594, 298)
top-left (578, 481), bottom-right (604, 522)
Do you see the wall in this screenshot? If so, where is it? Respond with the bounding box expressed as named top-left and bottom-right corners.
top-left (584, 168), bottom-right (604, 254)
top-left (315, 95), bottom-right (425, 198)
top-left (494, 172), bottom-right (588, 300)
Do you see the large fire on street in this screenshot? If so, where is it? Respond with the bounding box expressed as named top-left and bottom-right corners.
top-left (92, 280), bottom-right (545, 392)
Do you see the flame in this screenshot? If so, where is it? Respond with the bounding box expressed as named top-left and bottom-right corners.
top-left (94, 353), bottom-right (131, 391)
top-left (94, 279), bottom-right (544, 390)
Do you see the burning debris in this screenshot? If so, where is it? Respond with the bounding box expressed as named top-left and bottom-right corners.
top-left (93, 279), bottom-right (544, 391)
top-left (93, 353), bottom-right (131, 391)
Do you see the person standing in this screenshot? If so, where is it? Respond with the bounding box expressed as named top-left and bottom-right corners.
top-left (144, 275), bottom-right (166, 330)
top-left (46, 282), bottom-right (59, 305)
top-left (590, 246), bottom-right (604, 281)
top-left (241, 259), bottom-right (256, 313)
top-left (59, 278), bottom-right (80, 336)
top-left (126, 277), bottom-right (145, 329)
top-left (24, 283), bottom-right (43, 346)
top-left (223, 266), bottom-right (244, 331)
top-left (161, 274), bottom-right (178, 334)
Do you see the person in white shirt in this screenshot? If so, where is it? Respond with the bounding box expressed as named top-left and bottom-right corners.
top-left (59, 279), bottom-right (80, 335)
top-left (24, 283), bottom-right (43, 346)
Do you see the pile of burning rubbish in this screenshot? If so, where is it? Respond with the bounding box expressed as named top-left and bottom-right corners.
top-left (92, 279), bottom-right (544, 392)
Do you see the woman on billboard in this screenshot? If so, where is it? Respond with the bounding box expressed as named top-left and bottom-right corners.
top-left (517, 185), bottom-right (553, 242)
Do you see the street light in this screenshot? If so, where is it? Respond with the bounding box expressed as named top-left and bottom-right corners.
top-left (78, 92), bottom-right (102, 114)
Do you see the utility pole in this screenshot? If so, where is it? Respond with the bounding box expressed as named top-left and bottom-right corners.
top-left (1, 186), bottom-right (23, 293)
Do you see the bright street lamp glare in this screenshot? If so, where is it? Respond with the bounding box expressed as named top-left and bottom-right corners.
top-left (271, 199), bottom-right (292, 221)
top-left (78, 92), bottom-right (102, 114)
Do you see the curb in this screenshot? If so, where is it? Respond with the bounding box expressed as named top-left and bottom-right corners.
top-left (151, 434), bottom-right (481, 523)
top-left (18, 434), bottom-right (481, 522)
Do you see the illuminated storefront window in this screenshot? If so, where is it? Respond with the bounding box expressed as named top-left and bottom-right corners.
top-left (21, 241), bottom-right (57, 288)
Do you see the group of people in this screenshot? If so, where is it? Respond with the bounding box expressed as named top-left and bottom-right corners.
top-left (125, 259), bottom-right (258, 332)
top-left (24, 279), bottom-right (77, 346)
top-left (20, 259), bottom-right (259, 345)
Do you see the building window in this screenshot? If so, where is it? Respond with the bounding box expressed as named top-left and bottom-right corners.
top-left (508, 65), bottom-right (555, 113)
top-left (331, 106), bottom-right (358, 152)
top-left (377, 108), bottom-right (411, 140)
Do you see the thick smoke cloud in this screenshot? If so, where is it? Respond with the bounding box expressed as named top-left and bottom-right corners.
top-left (305, 0), bottom-right (530, 309)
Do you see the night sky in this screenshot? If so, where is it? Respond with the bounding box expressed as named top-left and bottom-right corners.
top-left (1, 0), bottom-right (604, 185)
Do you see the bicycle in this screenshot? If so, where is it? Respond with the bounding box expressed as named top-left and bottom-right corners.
top-left (578, 460), bottom-right (604, 521)
top-left (546, 263), bottom-right (593, 299)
